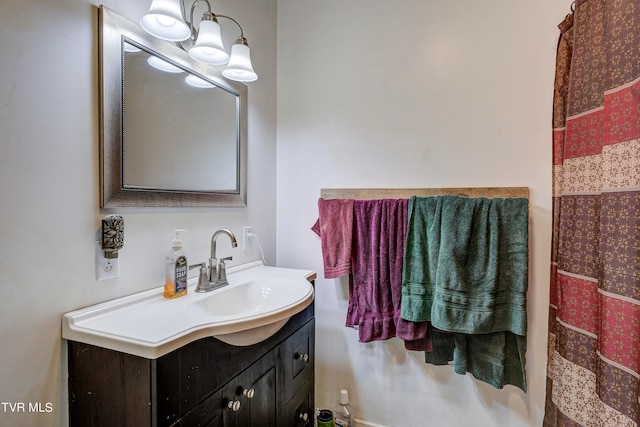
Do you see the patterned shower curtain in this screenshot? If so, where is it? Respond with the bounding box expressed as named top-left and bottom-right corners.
top-left (545, 0), bottom-right (640, 426)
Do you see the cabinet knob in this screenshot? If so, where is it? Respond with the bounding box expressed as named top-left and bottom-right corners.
top-left (299, 412), bottom-right (309, 421)
top-left (227, 400), bottom-right (241, 412)
top-left (243, 388), bottom-right (255, 399)
top-left (294, 353), bottom-right (309, 363)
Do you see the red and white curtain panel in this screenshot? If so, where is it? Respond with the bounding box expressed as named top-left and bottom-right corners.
top-left (545, 0), bottom-right (640, 426)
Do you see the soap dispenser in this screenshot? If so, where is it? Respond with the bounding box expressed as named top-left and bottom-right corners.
top-left (164, 229), bottom-right (188, 299)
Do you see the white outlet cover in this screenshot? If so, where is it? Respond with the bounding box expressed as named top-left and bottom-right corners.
top-left (243, 226), bottom-right (254, 251)
top-left (96, 241), bottom-right (119, 281)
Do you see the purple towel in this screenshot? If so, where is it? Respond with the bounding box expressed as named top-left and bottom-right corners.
top-left (346, 199), bottom-right (430, 350)
top-left (311, 198), bottom-right (354, 278)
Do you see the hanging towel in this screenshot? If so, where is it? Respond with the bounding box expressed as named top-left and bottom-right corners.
top-left (401, 195), bottom-right (529, 391)
top-left (311, 198), bottom-right (354, 279)
top-left (347, 199), bottom-right (430, 349)
top-left (425, 330), bottom-right (527, 391)
top-left (402, 195), bottom-right (529, 335)
top-left (401, 196), bottom-right (442, 323)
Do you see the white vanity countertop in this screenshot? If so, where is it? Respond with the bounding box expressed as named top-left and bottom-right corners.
top-left (62, 261), bottom-right (315, 359)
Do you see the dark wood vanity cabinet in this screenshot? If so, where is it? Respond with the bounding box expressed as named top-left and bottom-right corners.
top-left (68, 303), bottom-right (314, 427)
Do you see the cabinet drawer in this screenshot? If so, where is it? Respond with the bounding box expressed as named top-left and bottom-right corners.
top-left (284, 319), bottom-right (314, 402)
top-left (284, 378), bottom-right (314, 427)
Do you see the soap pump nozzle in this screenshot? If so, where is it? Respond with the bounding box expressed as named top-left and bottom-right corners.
top-left (172, 229), bottom-right (186, 250)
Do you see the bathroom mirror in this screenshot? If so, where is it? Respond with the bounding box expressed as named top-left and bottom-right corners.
top-left (99, 6), bottom-right (247, 207)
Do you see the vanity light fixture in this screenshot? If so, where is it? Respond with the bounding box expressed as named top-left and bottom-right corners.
top-left (140, 0), bottom-right (258, 82)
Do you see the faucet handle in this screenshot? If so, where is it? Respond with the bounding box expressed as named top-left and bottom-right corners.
top-left (191, 262), bottom-right (210, 292)
top-left (217, 256), bottom-right (233, 283)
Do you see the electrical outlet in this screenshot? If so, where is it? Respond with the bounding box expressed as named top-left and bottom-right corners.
top-left (243, 226), bottom-right (254, 251)
top-left (96, 241), bottom-right (119, 281)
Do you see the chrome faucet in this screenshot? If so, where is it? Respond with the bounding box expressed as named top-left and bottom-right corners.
top-left (208, 229), bottom-right (237, 289)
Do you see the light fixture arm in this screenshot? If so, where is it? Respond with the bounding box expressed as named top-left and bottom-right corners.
top-left (217, 15), bottom-right (247, 44)
top-left (179, 1), bottom-right (249, 46)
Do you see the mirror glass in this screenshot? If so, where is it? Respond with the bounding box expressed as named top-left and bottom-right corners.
top-left (99, 6), bottom-right (247, 207)
top-left (122, 43), bottom-right (238, 192)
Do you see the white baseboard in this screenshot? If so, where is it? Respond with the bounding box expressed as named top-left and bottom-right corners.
top-left (355, 417), bottom-right (394, 427)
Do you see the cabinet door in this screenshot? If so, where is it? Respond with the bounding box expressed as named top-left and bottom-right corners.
top-left (235, 345), bottom-right (281, 427)
top-left (175, 380), bottom-right (239, 427)
top-left (284, 377), bottom-right (314, 427)
top-left (284, 319), bottom-right (315, 403)
top-left (68, 342), bottom-right (152, 427)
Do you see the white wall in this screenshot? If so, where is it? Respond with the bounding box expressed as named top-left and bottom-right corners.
top-left (0, 0), bottom-right (277, 425)
top-left (0, 0), bottom-right (572, 425)
top-left (276, 1), bottom-right (570, 426)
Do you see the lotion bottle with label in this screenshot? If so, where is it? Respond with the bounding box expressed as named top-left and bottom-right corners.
top-left (164, 229), bottom-right (188, 299)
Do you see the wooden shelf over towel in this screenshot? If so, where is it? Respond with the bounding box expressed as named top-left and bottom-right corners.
top-left (320, 187), bottom-right (529, 200)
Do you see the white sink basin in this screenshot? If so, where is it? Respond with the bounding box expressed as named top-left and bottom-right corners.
top-left (196, 278), bottom-right (306, 316)
top-left (195, 276), bottom-right (313, 346)
top-left (62, 262), bottom-right (315, 358)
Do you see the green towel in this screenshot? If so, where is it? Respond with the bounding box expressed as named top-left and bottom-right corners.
top-left (401, 195), bottom-right (528, 334)
top-left (401, 196), bottom-right (441, 323)
top-left (401, 195), bottom-right (529, 391)
top-left (425, 330), bottom-right (527, 392)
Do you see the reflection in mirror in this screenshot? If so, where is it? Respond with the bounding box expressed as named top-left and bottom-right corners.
top-left (99, 6), bottom-right (247, 207)
top-left (122, 43), bottom-right (237, 192)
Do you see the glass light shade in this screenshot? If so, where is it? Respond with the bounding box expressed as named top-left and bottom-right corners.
top-left (188, 20), bottom-right (229, 65)
top-left (140, 0), bottom-right (190, 41)
top-left (222, 43), bottom-right (258, 82)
